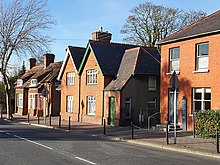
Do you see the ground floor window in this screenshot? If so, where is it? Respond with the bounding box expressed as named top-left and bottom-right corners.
top-left (125, 98), bottom-right (132, 118)
top-left (193, 88), bottom-right (211, 112)
top-left (148, 98), bottom-right (156, 109)
top-left (17, 93), bottom-right (23, 108)
top-left (66, 96), bottom-right (74, 113)
top-left (87, 96), bottom-right (96, 115)
top-left (29, 94), bottom-right (36, 109)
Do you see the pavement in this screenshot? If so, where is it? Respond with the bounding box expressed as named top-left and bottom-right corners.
top-left (2, 114), bottom-right (220, 159)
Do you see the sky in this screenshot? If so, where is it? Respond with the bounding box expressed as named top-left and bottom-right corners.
top-left (16, 0), bottom-right (220, 64)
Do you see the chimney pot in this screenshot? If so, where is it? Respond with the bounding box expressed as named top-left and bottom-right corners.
top-left (29, 58), bottom-right (36, 69)
top-left (44, 53), bottom-right (55, 68)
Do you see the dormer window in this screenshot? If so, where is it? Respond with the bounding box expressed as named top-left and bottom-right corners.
top-left (17, 79), bottom-right (23, 87)
top-left (30, 79), bottom-right (37, 86)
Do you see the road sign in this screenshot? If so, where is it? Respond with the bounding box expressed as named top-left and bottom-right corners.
top-left (170, 71), bottom-right (178, 91)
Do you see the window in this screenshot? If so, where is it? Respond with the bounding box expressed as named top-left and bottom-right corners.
top-left (125, 98), bottom-right (132, 118)
top-left (169, 47), bottom-right (180, 72)
top-left (196, 42), bottom-right (209, 71)
top-left (66, 96), bottom-right (74, 113)
top-left (87, 96), bottom-right (96, 115)
top-left (17, 93), bottom-right (23, 108)
top-left (30, 79), bottom-right (37, 87)
top-left (29, 94), bottom-right (36, 109)
top-left (86, 70), bottom-right (97, 84)
top-left (193, 88), bottom-right (211, 112)
top-left (148, 77), bottom-right (156, 90)
top-left (148, 98), bottom-right (156, 109)
top-left (17, 79), bottom-right (23, 87)
top-left (66, 72), bottom-right (75, 85)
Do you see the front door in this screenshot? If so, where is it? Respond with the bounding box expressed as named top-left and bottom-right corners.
top-left (168, 90), bottom-right (178, 124)
top-left (109, 97), bottom-right (115, 126)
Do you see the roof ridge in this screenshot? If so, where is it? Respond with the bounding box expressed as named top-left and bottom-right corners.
top-left (68, 45), bottom-right (85, 49)
top-left (159, 10), bottom-right (220, 44)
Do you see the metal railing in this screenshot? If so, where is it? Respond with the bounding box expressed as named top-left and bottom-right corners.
top-left (148, 112), bottom-right (168, 130)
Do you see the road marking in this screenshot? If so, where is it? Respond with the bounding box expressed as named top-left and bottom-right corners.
top-left (13, 134), bottom-right (53, 150)
top-left (75, 157), bottom-right (96, 165)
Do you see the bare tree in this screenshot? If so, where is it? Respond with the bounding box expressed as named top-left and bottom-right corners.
top-left (0, 0), bottom-right (55, 119)
top-left (121, 2), bottom-right (206, 47)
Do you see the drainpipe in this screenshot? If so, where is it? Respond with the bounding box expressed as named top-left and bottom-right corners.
top-left (102, 90), bottom-right (104, 125)
top-left (78, 76), bottom-right (81, 122)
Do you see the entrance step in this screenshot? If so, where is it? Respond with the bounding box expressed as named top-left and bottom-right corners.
top-left (152, 124), bottom-right (183, 132)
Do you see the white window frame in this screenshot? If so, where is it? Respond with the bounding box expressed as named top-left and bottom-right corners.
top-left (169, 47), bottom-right (180, 72)
top-left (66, 96), bottom-right (74, 113)
top-left (125, 98), bottom-right (132, 118)
top-left (17, 93), bottom-right (23, 108)
top-left (17, 79), bottom-right (23, 87)
top-left (66, 72), bottom-right (75, 85)
top-left (29, 94), bottom-right (36, 109)
top-left (193, 88), bottom-right (211, 112)
top-left (87, 96), bottom-right (96, 115)
top-left (86, 70), bottom-right (98, 85)
top-left (148, 98), bottom-right (157, 109)
top-left (30, 79), bottom-right (37, 87)
top-left (196, 42), bottom-right (209, 71)
top-left (148, 77), bottom-right (156, 90)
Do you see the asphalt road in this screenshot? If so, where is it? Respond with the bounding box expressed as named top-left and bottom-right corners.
top-left (0, 119), bottom-right (220, 165)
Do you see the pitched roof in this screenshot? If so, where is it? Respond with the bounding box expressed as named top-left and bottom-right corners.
top-left (21, 65), bottom-right (44, 80)
top-left (21, 61), bottom-right (62, 88)
top-left (158, 10), bottom-right (220, 45)
top-left (79, 40), bottom-right (137, 76)
top-left (57, 46), bottom-right (85, 80)
top-left (104, 47), bottom-right (160, 91)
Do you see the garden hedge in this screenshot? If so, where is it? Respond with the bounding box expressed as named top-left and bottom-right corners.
top-left (195, 109), bottom-right (220, 138)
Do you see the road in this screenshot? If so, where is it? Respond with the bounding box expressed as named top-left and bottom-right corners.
top-left (0, 119), bottom-right (220, 165)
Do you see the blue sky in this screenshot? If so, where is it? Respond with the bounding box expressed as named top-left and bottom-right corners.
top-left (31, 0), bottom-right (220, 62)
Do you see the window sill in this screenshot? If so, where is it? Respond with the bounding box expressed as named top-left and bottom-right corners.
top-left (86, 84), bottom-right (97, 86)
top-left (166, 71), bottom-right (180, 75)
top-left (85, 114), bottom-right (95, 117)
top-left (193, 69), bottom-right (209, 73)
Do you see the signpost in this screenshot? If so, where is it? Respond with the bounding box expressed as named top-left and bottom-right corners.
top-left (170, 71), bottom-right (178, 144)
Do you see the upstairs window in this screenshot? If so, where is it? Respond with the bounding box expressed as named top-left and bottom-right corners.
top-left (30, 79), bottom-right (37, 87)
top-left (86, 70), bottom-right (97, 85)
top-left (148, 77), bottom-right (156, 90)
top-left (17, 79), bottom-right (23, 87)
top-left (169, 47), bottom-right (180, 72)
top-left (66, 72), bottom-right (75, 85)
top-left (196, 42), bottom-right (209, 71)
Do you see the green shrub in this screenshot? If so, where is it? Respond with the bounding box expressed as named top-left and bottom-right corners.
top-left (195, 109), bottom-right (220, 138)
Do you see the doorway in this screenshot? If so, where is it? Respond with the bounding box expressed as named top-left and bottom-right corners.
top-left (108, 97), bottom-right (115, 126)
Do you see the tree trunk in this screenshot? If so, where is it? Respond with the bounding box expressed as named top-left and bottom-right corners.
top-left (2, 73), bottom-right (12, 119)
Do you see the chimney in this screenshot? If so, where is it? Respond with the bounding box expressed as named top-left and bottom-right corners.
top-left (92, 27), bottom-right (112, 43)
top-left (29, 58), bottom-right (36, 69)
top-left (44, 53), bottom-right (55, 68)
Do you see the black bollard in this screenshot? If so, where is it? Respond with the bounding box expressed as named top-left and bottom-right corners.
top-left (166, 123), bottom-right (169, 145)
top-left (49, 115), bottom-right (52, 126)
top-left (37, 115), bottom-right (40, 124)
top-left (103, 119), bottom-right (106, 135)
top-left (216, 130), bottom-right (219, 153)
top-left (68, 116), bottom-right (71, 130)
top-left (59, 115), bottom-right (61, 128)
top-left (131, 122), bottom-right (134, 139)
top-left (193, 114), bottom-right (196, 138)
top-left (27, 113), bottom-right (30, 123)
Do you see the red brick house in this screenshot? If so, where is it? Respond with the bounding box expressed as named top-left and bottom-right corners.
top-left (158, 10), bottom-right (220, 130)
top-left (59, 28), bottom-right (160, 127)
top-left (15, 54), bottom-right (62, 117)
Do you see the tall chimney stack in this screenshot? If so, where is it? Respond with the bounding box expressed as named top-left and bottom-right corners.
top-left (29, 58), bottom-right (36, 69)
top-left (44, 53), bottom-right (55, 68)
top-left (92, 27), bottom-right (112, 43)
